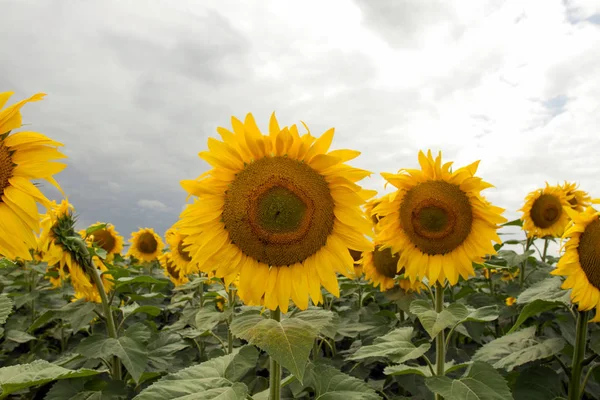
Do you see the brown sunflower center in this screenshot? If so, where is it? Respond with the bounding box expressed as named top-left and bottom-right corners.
top-left (136, 232), bottom-right (158, 254)
top-left (400, 181), bottom-right (473, 255)
top-left (0, 142), bottom-right (14, 198)
top-left (373, 246), bottom-right (399, 279)
top-left (577, 218), bottom-right (600, 289)
top-left (530, 194), bottom-right (562, 228)
top-left (92, 228), bottom-right (116, 253)
top-left (223, 156), bottom-right (334, 267)
top-left (176, 238), bottom-right (192, 262)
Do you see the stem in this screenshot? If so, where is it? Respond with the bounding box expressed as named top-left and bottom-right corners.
top-left (520, 237), bottom-right (533, 288)
top-left (542, 238), bottom-right (549, 264)
top-left (435, 282), bottom-right (445, 400)
top-left (269, 308), bottom-right (282, 400)
top-left (399, 309), bottom-right (405, 323)
top-left (422, 355), bottom-right (436, 376)
top-left (209, 331), bottom-right (228, 354)
top-left (568, 310), bottom-right (589, 400)
top-left (313, 339), bottom-right (320, 360)
top-left (580, 363), bottom-right (600, 398)
top-left (227, 287), bottom-right (235, 354)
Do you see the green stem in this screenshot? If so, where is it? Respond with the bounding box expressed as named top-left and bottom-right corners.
top-left (568, 310), bottom-right (589, 400)
top-left (520, 237), bottom-right (533, 288)
top-left (313, 339), bottom-right (320, 360)
top-left (269, 308), bottom-right (282, 400)
top-left (435, 282), bottom-right (445, 400)
top-left (580, 363), bottom-right (600, 398)
top-left (542, 238), bottom-right (549, 264)
top-left (399, 309), bottom-right (405, 323)
top-left (227, 287), bottom-right (235, 354)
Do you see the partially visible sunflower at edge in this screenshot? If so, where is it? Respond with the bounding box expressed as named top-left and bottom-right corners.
top-left (519, 183), bottom-right (571, 239)
top-left (0, 92), bottom-right (67, 260)
top-left (560, 181), bottom-right (591, 213)
top-left (375, 150), bottom-right (507, 286)
top-left (79, 222), bottom-right (124, 262)
top-left (159, 252), bottom-right (189, 286)
top-left (551, 201), bottom-right (600, 322)
top-left (176, 113), bottom-right (375, 313)
top-left (127, 228), bottom-right (164, 262)
top-left (361, 245), bottom-right (425, 293)
top-left (165, 227), bottom-right (196, 275)
top-left (38, 199), bottom-right (113, 302)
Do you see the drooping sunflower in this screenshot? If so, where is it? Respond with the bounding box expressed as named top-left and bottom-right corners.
top-left (176, 113), bottom-right (374, 313)
top-left (127, 228), bottom-right (164, 262)
top-left (519, 183), bottom-right (571, 238)
top-left (551, 204), bottom-right (600, 322)
top-left (80, 222), bottom-right (124, 261)
top-left (165, 227), bottom-right (195, 275)
top-left (159, 252), bottom-right (189, 286)
top-left (376, 150), bottom-right (506, 286)
top-left (560, 181), bottom-right (591, 213)
top-left (0, 92), bottom-right (66, 260)
top-left (71, 256), bottom-right (114, 303)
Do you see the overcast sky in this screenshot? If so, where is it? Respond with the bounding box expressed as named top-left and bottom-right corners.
top-left (2, 0), bottom-right (599, 251)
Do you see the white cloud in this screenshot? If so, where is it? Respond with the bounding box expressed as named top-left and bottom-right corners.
top-left (137, 199), bottom-right (169, 212)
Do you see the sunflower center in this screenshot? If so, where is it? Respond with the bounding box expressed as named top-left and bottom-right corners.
top-left (577, 218), bottom-right (600, 289)
top-left (223, 156), bottom-right (334, 267)
top-left (400, 181), bottom-right (473, 255)
top-left (0, 142), bottom-right (14, 198)
top-left (530, 194), bottom-right (562, 229)
top-left (176, 239), bottom-right (192, 262)
top-left (373, 246), bottom-right (399, 279)
top-left (92, 229), bottom-right (116, 253)
top-left (137, 232), bottom-right (158, 254)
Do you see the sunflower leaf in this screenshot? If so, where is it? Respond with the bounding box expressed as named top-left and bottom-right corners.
top-left (230, 312), bottom-right (318, 383)
top-left (425, 361), bottom-right (513, 400)
top-left (511, 366), bottom-right (565, 400)
top-left (194, 306), bottom-right (232, 333)
top-left (348, 327), bottom-right (430, 364)
top-left (507, 299), bottom-right (564, 334)
top-left (290, 308), bottom-right (337, 339)
top-left (132, 347), bottom-right (255, 400)
top-left (384, 363), bottom-right (432, 377)
top-left (0, 295), bottom-right (14, 325)
top-left (305, 363), bottom-right (381, 399)
top-left (497, 250), bottom-right (535, 267)
top-left (409, 300), bottom-right (469, 339)
top-left (517, 277), bottom-right (571, 306)
top-left (472, 326), bottom-right (565, 371)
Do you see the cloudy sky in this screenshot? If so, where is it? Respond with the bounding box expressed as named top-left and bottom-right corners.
top-left (1, 0), bottom-right (599, 251)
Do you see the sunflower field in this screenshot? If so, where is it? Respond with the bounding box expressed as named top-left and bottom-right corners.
top-left (1, 92), bottom-right (599, 400)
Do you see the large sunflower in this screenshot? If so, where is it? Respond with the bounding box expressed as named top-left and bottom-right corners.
top-left (80, 222), bottom-right (124, 261)
top-left (0, 92), bottom-right (66, 260)
top-left (165, 227), bottom-right (195, 275)
top-left (551, 204), bottom-right (600, 322)
top-left (159, 252), bottom-right (189, 286)
top-left (176, 113), bottom-right (374, 313)
top-left (376, 150), bottom-right (506, 286)
top-left (127, 228), bottom-right (164, 262)
top-left (560, 181), bottom-right (591, 213)
top-left (519, 183), bottom-right (571, 238)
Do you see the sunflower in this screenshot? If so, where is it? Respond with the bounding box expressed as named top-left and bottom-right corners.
top-left (71, 256), bottom-right (114, 303)
top-left (349, 249), bottom-right (363, 278)
top-left (551, 204), bottom-right (600, 322)
top-left (505, 297), bottom-right (517, 306)
top-left (362, 245), bottom-right (425, 292)
top-left (0, 92), bottom-right (66, 260)
top-left (127, 228), bottom-right (164, 262)
top-left (159, 252), bottom-right (189, 286)
top-left (376, 150), bottom-right (506, 286)
top-left (165, 227), bottom-right (195, 275)
top-left (501, 268), bottom-right (519, 282)
top-left (80, 222), bottom-right (124, 261)
top-left (519, 183), bottom-right (571, 238)
top-left (560, 181), bottom-right (591, 213)
top-left (176, 113), bottom-right (374, 313)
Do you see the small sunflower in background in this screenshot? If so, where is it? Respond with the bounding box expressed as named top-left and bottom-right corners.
top-left (80, 222), bottom-right (124, 262)
top-left (376, 150), bottom-right (506, 286)
top-left (176, 113), bottom-right (374, 313)
top-left (362, 245), bottom-right (425, 293)
top-left (165, 227), bottom-right (195, 275)
top-left (501, 268), bottom-right (519, 282)
top-left (560, 181), bottom-right (591, 212)
top-left (215, 295), bottom-right (226, 312)
top-left (0, 92), bottom-right (67, 260)
top-left (505, 297), bottom-right (517, 306)
top-left (159, 252), bottom-right (189, 286)
top-left (127, 228), bottom-right (164, 262)
top-left (349, 249), bottom-right (363, 279)
top-left (519, 183), bottom-right (571, 238)
top-left (551, 203), bottom-right (600, 322)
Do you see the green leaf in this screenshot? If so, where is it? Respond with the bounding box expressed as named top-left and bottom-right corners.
top-left (59, 301), bottom-right (97, 332)
top-left (0, 360), bottom-right (102, 398)
top-left (590, 330), bottom-right (600, 356)
top-left (291, 308), bottom-right (337, 339)
top-left (115, 276), bottom-right (169, 287)
top-left (497, 250), bottom-right (534, 267)
top-left (512, 366), bottom-right (564, 400)
top-left (76, 335), bottom-right (148, 383)
top-left (384, 364), bottom-right (432, 377)
top-left (472, 326), bottom-right (565, 371)
top-left (462, 306), bottom-right (500, 323)
top-left (348, 327), bottom-right (430, 364)
top-left (230, 313), bottom-right (318, 383)
top-left (502, 219), bottom-right (523, 227)
top-left (517, 277), bottom-right (571, 306)
top-left (123, 323), bottom-right (152, 343)
top-left (121, 304), bottom-right (162, 318)
top-left (5, 330), bottom-right (36, 343)
top-left (425, 361), bottom-right (513, 400)
top-left (45, 379), bottom-right (129, 400)
top-left (86, 223), bottom-right (107, 236)
top-left (195, 306), bottom-right (231, 333)
top-left (507, 300), bottom-right (564, 334)
top-left (0, 295), bottom-right (13, 325)
top-left (133, 347), bottom-right (255, 400)
top-left (305, 364), bottom-right (381, 399)
top-left (147, 332), bottom-right (190, 371)
top-left (410, 300), bottom-right (469, 338)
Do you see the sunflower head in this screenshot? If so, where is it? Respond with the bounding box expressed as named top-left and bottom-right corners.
top-left (519, 184), bottom-right (571, 239)
top-left (127, 228), bottom-right (164, 262)
top-left (362, 245), bottom-right (400, 291)
top-left (176, 113), bottom-right (373, 313)
top-left (71, 256), bottom-right (114, 303)
top-left (165, 227), bottom-right (196, 275)
top-left (560, 181), bottom-right (591, 212)
top-left (215, 295), bottom-right (226, 312)
top-left (376, 150), bottom-right (506, 286)
top-left (159, 252), bottom-right (189, 286)
top-left (501, 268), bottom-right (519, 282)
top-left (551, 203), bottom-right (600, 322)
top-left (81, 222), bottom-right (124, 261)
top-left (0, 92), bottom-right (66, 260)
top-left (505, 297), bottom-right (517, 306)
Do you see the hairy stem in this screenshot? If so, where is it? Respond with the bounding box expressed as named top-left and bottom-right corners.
top-left (435, 282), bottom-right (445, 400)
top-left (568, 310), bottom-right (589, 400)
top-left (269, 308), bottom-right (282, 400)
